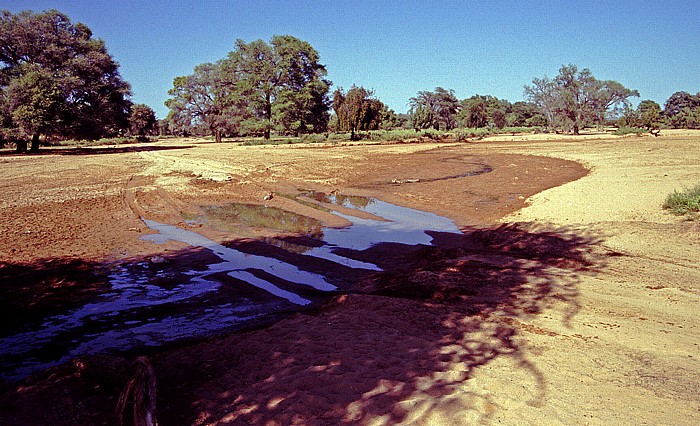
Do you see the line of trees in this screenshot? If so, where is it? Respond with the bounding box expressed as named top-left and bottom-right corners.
top-left (2, 9), bottom-right (699, 152)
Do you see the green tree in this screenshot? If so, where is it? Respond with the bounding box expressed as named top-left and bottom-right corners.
top-left (526, 65), bottom-right (637, 134)
top-left (636, 100), bottom-right (662, 131)
top-left (332, 85), bottom-right (385, 140)
top-left (463, 99), bottom-right (488, 128)
top-left (553, 64), bottom-right (598, 135)
top-left (669, 107), bottom-right (700, 129)
top-left (492, 109), bottom-right (507, 129)
top-left (508, 101), bottom-right (539, 127)
top-left (664, 91), bottom-right (700, 128)
top-left (225, 35), bottom-right (330, 140)
top-left (591, 80), bottom-right (639, 127)
top-left (164, 62), bottom-right (245, 142)
top-left (524, 77), bottom-right (558, 129)
top-left (129, 104), bottom-right (158, 138)
top-left (409, 87), bottom-right (459, 130)
top-left (664, 91), bottom-right (700, 117)
top-left (0, 9), bottom-right (132, 151)
top-left (6, 65), bottom-right (63, 151)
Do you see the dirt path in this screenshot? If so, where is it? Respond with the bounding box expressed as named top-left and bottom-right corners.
top-left (1, 132), bottom-right (698, 425)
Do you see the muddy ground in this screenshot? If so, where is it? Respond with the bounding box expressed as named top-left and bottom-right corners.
top-left (0, 131), bottom-right (698, 425)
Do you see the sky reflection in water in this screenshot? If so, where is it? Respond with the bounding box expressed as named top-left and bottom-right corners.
top-left (0, 192), bottom-right (460, 381)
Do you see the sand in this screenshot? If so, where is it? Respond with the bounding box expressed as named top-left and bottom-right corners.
top-left (0, 130), bottom-right (698, 425)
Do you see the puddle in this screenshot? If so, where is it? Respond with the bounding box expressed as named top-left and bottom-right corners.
top-left (1, 192), bottom-right (462, 381)
top-left (190, 203), bottom-right (324, 235)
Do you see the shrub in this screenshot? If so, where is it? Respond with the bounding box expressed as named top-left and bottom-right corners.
top-left (613, 126), bottom-right (646, 136)
top-left (663, 184), bottom-right (700, 218)
top-left (301, 133), bottom-right (327, 143)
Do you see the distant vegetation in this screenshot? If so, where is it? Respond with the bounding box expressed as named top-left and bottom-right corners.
top-left (525, 64), bottom-right (639, 135)
top-left (2, 8), bottom-right (700, 152)
top-left (663, 185), bottom-right (700, 219)
top-left (0, 10), bottom-right (159, 152)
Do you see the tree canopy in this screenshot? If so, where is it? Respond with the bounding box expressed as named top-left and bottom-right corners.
top-left (129, 103), bottom-right (158, 138)
top-left (525, 64), bottom-right (638, 134)
top-left (0, 9), bottom-right (132, 151)
top-left (664, 91), bottom-right (700, 129)
top-left (164, 62), bottom-right (239, 142)
top-left (409, 87), bottom-right (459, 131)
top-left (165, 35), bottom-right (331, 141)
top-left (332, 86), bottom-right (388, 140)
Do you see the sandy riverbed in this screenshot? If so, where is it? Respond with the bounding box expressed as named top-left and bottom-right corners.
top-left (1, 130), bottom-right (698, 425)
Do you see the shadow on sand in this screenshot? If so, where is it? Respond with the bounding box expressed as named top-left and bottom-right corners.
top-left (0, 223), bottom-right (612, 425)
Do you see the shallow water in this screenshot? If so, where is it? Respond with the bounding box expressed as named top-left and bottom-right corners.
top-left (0, 193), bottom-right (461, 381)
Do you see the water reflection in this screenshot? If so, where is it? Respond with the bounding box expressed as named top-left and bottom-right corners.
top-left (195, 203), bottom-right (324, 235)
top-left (1, 192), bottom-right (462, 381)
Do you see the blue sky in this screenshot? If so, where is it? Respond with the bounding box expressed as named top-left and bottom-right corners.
top-left (2, 0), bottom-right (698, 118)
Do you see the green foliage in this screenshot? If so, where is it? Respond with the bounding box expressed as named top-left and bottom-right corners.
top-left (165, 35), bottom-right (330, 141)
top-left (129, 104), bottom-right (158, 137)
top-left (225, 35), bottom-right (330, 140)
top-left (663, 91), bottom-right (700, 122)
top-left (49, 136), bottom-right (150, 147)
top-left (164, 62), bottom-right (242, 142)
top-left (492, 109), bottom-right (506, 129)
top-left (669, 106), bottom-right (700, 129)
top-left (636, 100), bottom-right (662, 130)
top-left (332, 86), bottom-right (387, 139)
top-left (612, 126), bottom-right (647, 136)
top-left (663, 184), bottom-right (700, 218)
top-left (408, 87), bottom-right (459, 131)
top-left (525, 64), bottom-right (638, 134)
top-left (6, 65), bottom-right (63, 138)
top-left (0, 9), bottom-right (132, 151)
top-left (464, 99), bottom-right (488, 128)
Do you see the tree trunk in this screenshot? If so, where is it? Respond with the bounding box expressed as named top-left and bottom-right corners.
top-left (29, 133), bottom-right (40, 152)
top-left (264, 93), bottom-right (272, 140)
top-left (16, 140), bottom-right (28, 153)
top-left (215, 129), bottom-right (222, 143)
top-left (572, 123), bottom-right (580, 135)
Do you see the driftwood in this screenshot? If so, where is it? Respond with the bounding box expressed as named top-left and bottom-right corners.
top-left (391, 178), bottom-right (421, 184)
top-left (116, 356), bottom-right (158, 426)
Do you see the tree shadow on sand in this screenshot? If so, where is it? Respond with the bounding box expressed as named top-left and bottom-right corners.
top-left (0, 223), bottom-right (613, 425)
top-left (156, 222), bottom-right (611, 425)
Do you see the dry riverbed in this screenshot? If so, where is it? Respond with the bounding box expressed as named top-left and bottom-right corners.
top-left (0, 131), bottom-right (698, 425)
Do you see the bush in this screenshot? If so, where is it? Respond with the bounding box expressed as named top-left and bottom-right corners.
top-left (613, 126), bottom-right (647, 136)
top-left (300, 133), bottom-right (328, 143)
top-left (663, 184), bottom-right (700, 218)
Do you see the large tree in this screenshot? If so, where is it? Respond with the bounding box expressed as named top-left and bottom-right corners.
top-left (523, 77), bottom-right (558, 129)
top-left (0, 9), bottom-right (132, 151)
top-left (458, 95), bottom-right (509, 128)
top-left (636, 100), bottom-right (662, 131)
top-left (129, 103), bottom-right (158, 138)
top-left (664, 91), bottom-right (700, 129)
top-left (225, 35), bottom-right (330, 140)
top-left (332, 86), bottom-right (386, 140)
top-left (164, 62), bottom-right (242, 142)
top-left (591, 80), bottom-right (640, 126)
top-left (409, 87), bottom-right (459, 131)
top-left (525, 65), bottom-right (638, 134)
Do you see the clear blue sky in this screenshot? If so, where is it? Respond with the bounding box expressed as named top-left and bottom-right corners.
top-left (2, 0), bottom-right (699, 119)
